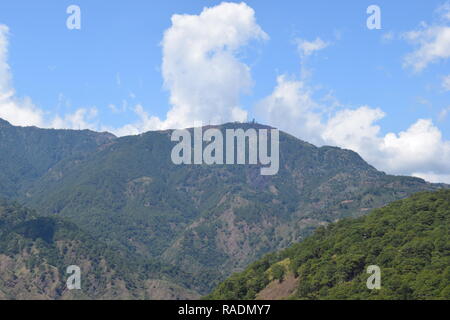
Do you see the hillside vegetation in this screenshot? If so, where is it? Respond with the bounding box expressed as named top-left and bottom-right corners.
top-left (0, 118), bottom-right (115, 199)
top-left (207, 190), bottom-right (450, 300)
top-left (0, 118), bottom-right (447, 296)
top-left (0, 199), bottom-right (199, 299)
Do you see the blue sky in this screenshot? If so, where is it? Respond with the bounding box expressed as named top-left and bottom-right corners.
top-left (1, 0), bottom-right (450, 182)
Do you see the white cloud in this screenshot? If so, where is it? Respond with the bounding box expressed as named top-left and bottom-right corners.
top-left (106, 2), bottom-right (267, 136)
top-left (403, 5), bottom-right (450, 72)
top-left (322, 106), bottom-right (385, 157)
top-left (439, 106), bottom-right (450, 121)
top-left (442, 74), bottom-right (450, 90)
top-left (378, 119), bottom-right (450, 176)
top-left (295, 37), bottom-right (330, 80)
top-left (103, 104), bottom-right (163, 136)
top-left (436, 1), bottom-right (450, 21)
top-left (326, 114), bottom-right (450, 182)
top-left (0, 95), bottom-right (45, 127)
top-left (255, 75), bottom-right (325, 145)
top-left (0, 25), bottom-right (45, 127)
top-left (257, 76), bottom-right (450, 183)
top-left (254, 19), bottom-right (450, 184)
top-left (412, 172), bottom-right (450, 184)
top-left (159, 2), bottom-right (268, 129)
top-left (51, 107), bottom-right (99, 130)
top-left (297, 37), bottom-right (329, 57)
top-left (3, 1), bottom-right (271, 136)
top-left (0, 25), bottom-right (11, 96)
top-left (403, 26), bottom-right (450, 72)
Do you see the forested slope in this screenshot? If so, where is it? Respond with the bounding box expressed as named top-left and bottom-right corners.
top-left (207, 190), bottom-right (450, 300)
top-left (0, 199), bottom-right (199, 299)
top-left (0, 119), bottom-right (447, 296)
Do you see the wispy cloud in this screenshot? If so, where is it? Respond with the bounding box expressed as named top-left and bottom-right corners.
top-left (438, 105), bottom-right (450, 121)
top-left (296, 37), bottom-right (329, 57)
top-left (442, 74), bottom-right (450, 91)
top-left (403, 3), bottom-right (450, 72)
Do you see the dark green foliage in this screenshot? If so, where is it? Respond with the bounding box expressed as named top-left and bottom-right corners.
top-left (207, 190), bottom-right (450, 300)
top-left (14, 218), bottom-right (57, 243)
top-left (0, 119), bottom-right (115, 198)
top-left (271, 264), bottom-right (285, 283)
top-left (0, 119), bottom-right (447, 295)
top-left (0, 199), bottom-right (199, 299)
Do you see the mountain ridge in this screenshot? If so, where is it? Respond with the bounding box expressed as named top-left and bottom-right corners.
top-left (0, 118), bottom-right (447, 297)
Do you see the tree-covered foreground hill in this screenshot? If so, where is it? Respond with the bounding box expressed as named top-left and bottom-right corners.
top-left (207, 190), bottom-right (450, 300)
top-left (0, 199), bottom-right (199, 299)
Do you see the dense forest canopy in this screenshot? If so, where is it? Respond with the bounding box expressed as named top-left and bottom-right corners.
top-left (207, 190), bottom-right (450, 300)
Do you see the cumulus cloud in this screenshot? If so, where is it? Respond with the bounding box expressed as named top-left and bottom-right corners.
top-left (379, 119), bottom-right (450, 175)
top-left (322, 106), bottom-right (385, 157)
top-left (257, 77), bottom-right (450, 183)
top-left (403, 4), bottom-right (450, 72)
top-left (256, 43), bottom-right (450, 182)
top-left (255, 75), bottom-right (325, 145)
top-left (105, 2), bottom-right (268, 135)
top-left (254, 24), bottom-right (450, 184)
top-left (51, 107), bottom-right (99, 130)
top-left (159, 2), bottom-right (268, 129)
top-left (2, 2), bottom-right (268, 134)
top-left (325, 113), bottom-right (450, 182)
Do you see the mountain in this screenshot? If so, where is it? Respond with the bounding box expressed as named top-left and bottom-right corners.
top-left (0, 118), bottom-right (115, 198)
top-left (206, 190), bottom-right (450, 300)
top-left (0, 199), bottom-right (199, 299)
top-left (0, 119), bottom-right (447, 297)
